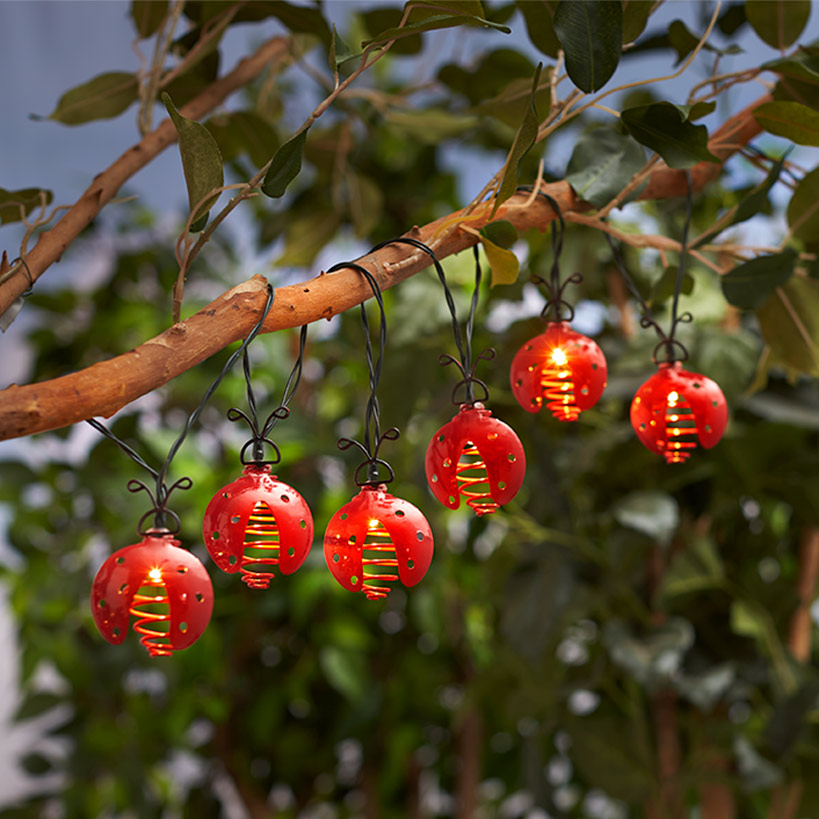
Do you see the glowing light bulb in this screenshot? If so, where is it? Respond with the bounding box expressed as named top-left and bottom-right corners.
top-left (368, 519), bottom-right (380, 530)
top-left (147, 567), bottom-right (163, 584)
top-left (667, 391), bottom-right (679, 406)
top-left (551, 348), bottom-right (567, 366)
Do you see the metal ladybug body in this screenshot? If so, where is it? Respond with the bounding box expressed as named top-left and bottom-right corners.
top-left (91, 531), bottom-right (214, 657)
top-left (510, 321), bottom-right (607, 421)
top-left (324, 483), bottom-right (433, 600)
top-left (203, 464), bottom-right (313, 589)
top-left (425, 402), bottom-right (526, 516)
top-left (631, 362), bottom-right (728, 464)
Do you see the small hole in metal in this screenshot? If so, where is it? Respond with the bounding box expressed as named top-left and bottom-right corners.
top-left (229, 555), bottom-right (237, 565)
top-left (395, 510), bottom-right (405, 517)
top-left (349, 535), bottom-right (357, 544)
top-left (281, 494), bottom-right (290, 503)
top-left (231, 515), bottom-right (241, 524)
top-left (508, 453), bottom-right (516, 462)
top-left (408, 559), bottom-right (415, 569)
top-left (498, 481), bottom-right (507, 490)
top-left (116, 556), bottom-right (125, 564)
top-left (196, 593), bottom-right (204, 602)
top-left (416, 531), bottom-right (424, 541)
top-left (212, 532), bottom-right (220, 540)
top-left (351, 575), bottom-right (359, 585)
top-left (288, 547), bottom-right (295, 557)
top-left (300, 519), bottom-right (307, 529)
top-left (333, 553), bottom-right (340, 562)
top-left (179, 622), bottom-right (188, 633)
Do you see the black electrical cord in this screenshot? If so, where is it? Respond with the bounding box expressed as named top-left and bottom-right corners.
top-left (86, 282), bottom-right (275, 533)
top-left (605, 171), bottom-right (694, 364)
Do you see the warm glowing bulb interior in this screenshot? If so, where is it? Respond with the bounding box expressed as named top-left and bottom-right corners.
top-left (368, 519), bottom-right (380, 530)
top-left (147, 567), bottom-right (163, 584)
top-left (551, 348), bottom-right (568, 366)
top-left (667, 391), bottom-right (679, 406)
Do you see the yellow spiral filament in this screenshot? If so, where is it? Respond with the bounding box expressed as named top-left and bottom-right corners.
top-left (129, 567), bottom-right (172, 657)
top-left (663, 391), bottom-right (698, 463)
top-left (241, 501), bottom-right (280, 589)
top-left (362, 518), bottom-right (399, 601)
top-left (456, 443), bottom-right (500, 516)
top-left (540, 347), bottom-right (580, 421)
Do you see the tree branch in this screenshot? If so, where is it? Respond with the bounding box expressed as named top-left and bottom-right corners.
top-left (0, 93), bottom-right (769, 442)
top-left (0, 35), bottom-right (292, 317)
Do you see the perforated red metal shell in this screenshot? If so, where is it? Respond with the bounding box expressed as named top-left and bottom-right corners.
top-left (630, 362), bottom-right (728, 463)
top-left (91, 533), bottom-right (213, 654)
top-left (510, 322), bottom-right (608, 420)
top-left (202, 465), bottom-right (313, 584)
top-left (424, 403), bottom-right (526, 515)
top-left (323, 485), bottom-right (433, 596)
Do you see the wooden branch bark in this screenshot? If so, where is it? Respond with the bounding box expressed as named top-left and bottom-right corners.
top-left (0, 35), bottom-right (291, 317)
top-left (0, 95), bottom-right (766, 442)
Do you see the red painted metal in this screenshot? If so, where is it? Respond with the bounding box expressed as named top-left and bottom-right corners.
top-left (203, 464), bottom-right (313, 589)
top-left (91, 532), bottom-right (213, 657)
top-left (324, 484), bottom-right (433, 600)
top-left (510, 321), bottom-right (608, 421)
top-left (425, 403), bottom-right (526, 516)
top-left (630, 362), bottom-right (728, 463)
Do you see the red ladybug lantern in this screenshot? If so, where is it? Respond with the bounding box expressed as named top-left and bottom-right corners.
top-left (324, 484), bottom-right (433, 600)
top-left (91, 532), bottom-right (213, 657)
top-left (510, 321), bottom-right (607, 421)
top-left (425, 403), bottom-right (525, 516)
top-left (631, 362), bottom-right (728, 463)
top-left (203, 464), bottom-right (313, 589)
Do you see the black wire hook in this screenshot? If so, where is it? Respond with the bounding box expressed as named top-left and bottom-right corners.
top-left (518, 188), bottom-right (582, 322)
top-left (325, 257), bottom-right (396, 486)
top-left (228, 322), bottom-right (308, 466)
top-left (605, 171), bottom-right (694, 365)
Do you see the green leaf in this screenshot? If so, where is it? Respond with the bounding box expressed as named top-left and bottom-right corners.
top-left (261, 128), bottom-right (309, 199)
top-left (651, 265), bottom-right (694, 304)
top-left (130, 0), bottom-right (168, 38)
top-left (206, 110), bottom-right (279, 168)
top-left (567, 715), bottom-right (654, 802)
top-left (492, 63), bottom-right (543, 216)
top-left (347, 172), bottom-right (384, 238)
top-left (475, 71), bottom-right (551, 129)
top-left (329, 24), bottom-right (358, 68)
top-left (746, 0), bottom-right (811, 50)
top-left (660, 535), bottom-right (725, 599)
top-left (0, 187), bottom-right (54, 225)
top-left (16, 692), bottom-right (63, 721)
top-left (721, 250), bottom-right (797, 310)
top-left (787, 165), bottom-right (819, 241)
top-left (438, 48), bottom-right (536, 105)
top-left (384, 108), bottom-right (478, 144)
top-left (319, 646), bottom-right (367, 703)
top-left (734, 736), bottom-right (784, 791)
top-left (764, 680), bottom-right (819, 758)
top-left (621, 102), bottom-right (720, 169)
top-left (602, 617), bottom-right (694, 687)
top-left (621, 0), bottom-right (653, 43)
top-left (275, 209), bottom-right (340, 268)
top-left (481, 234), bottom-right (520, 286)
top-left (754, 100), bottom-right (819, 145)
top-left (553, 0), bottom-right (622, 93)
top-left (480, 220), bottom-right (517, 249)
top-left (162, 92), bottom-right (224, 232)
top-left (756, 276), bottom-right (819, 377)
top-left (47, 72), bottom-right (139, 126)
top-left (515, 0), bottom-right (559, 57)
top-left (674, 664), bottom-right (735, 711)
top-left (565, 128), bottom-right (646, 208)
top-left (361, 1), bottom-right (510, 47)
top-left (613, 490), bottom-right (679, 546)
top-left (693, 154), bottom-right (785, 248)
top-left (764, 51), bottom-right (819, 86)
top-left (162, 51), bottom-right (220, 108)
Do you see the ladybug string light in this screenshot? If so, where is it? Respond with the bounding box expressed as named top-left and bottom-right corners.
top-left (510, 193), bottom-right (608, 421)
top-left (322, 256), bottom-right (433, 600)
top-left (605, 174), bottom-right (728, 463)
top-left (409, 240), bottom-right (525, 516)
top-left (203, 324), bottom-right (314, 589)
top-left (85, 283), bottom-right (275, 655)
